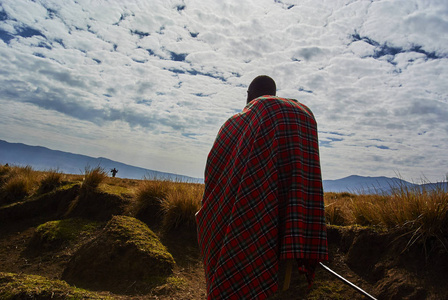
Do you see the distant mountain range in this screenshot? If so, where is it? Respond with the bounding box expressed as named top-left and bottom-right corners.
top-left (0, 140), bottom-right (201, 183)
top-left (322, 175), bottom-right (447, 194)
top-left (1, 139), bottom-right (446, 193)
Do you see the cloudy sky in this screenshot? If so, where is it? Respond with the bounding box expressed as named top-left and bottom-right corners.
top-left (0, 0), bottom-right (447, 182)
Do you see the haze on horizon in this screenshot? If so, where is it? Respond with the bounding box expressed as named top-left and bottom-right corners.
top-left (0, 0), bottom-right (447, 182)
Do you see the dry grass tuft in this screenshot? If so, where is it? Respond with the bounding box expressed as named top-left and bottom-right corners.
top-left (132, 179), bottom-right (203, 232)
top-left (38, 169), bottom-right (64, 194)
top-left (135, 179), bottom-right (171, 206)
top-left (388, 184), bottom-right (448, 251)
top-left (132, 179), bottom-right (172, 223)
top-left (161, 183), bottom-right (203, 231)
top-left (324, 184), bottom-right (448, 251)
top-left (0, 164), bottom-right (11, 181)
top-left (81, 166), bottom-right (108, 193)
top-left (0, 165), bottom-right (39, 204)
top-left (324, 192), bottom-right (354, 226)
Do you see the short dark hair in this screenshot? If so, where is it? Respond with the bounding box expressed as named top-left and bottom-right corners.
top-left (247, 75), bottom-right (276, 103)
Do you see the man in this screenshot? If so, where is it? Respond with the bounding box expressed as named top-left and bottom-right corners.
top-left (110, 168), bottom-right (118, 177)
top-left (196, 75), bottom-right (328, 300)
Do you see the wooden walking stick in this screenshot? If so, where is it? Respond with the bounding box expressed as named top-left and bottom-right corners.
top-left (282, 259), bottom-right (294, 291)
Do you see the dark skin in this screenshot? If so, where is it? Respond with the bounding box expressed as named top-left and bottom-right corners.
top-left (246, 75), bottom-right (277, 104)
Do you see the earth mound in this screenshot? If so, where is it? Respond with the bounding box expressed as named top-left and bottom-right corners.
top-left (0, 272), bottom-right (112, 300)
top-left (65, 190), bottom-right (128, 221)
top-left (0, 185), bottom-right (78, 225)
top-left (327, 225), bottom-right (448, 300)
top-left (25, 218), bottom-right (103, 255)
top-left (61, 215), bottom-right (175, 294)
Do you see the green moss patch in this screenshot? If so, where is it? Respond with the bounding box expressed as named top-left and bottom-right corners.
top-left (62, 215), bottom-right (175, 294)
top-left (0, 272), bottom-right (113, 299)
top-left (27, 219), bottom-right (103, 252)
top-left (105, 215), bottom-right (170, 259)
top-left (36, 218), bottom-right (102, 243)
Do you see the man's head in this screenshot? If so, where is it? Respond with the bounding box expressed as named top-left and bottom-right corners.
top-left (247, 75), bottom-right (276, 104)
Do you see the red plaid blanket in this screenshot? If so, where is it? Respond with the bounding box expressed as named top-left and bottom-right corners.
top-left (196, 96), bottom-right (328, 299)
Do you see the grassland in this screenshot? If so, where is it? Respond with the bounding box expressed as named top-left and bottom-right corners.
top-left (0, 164), bottom-right (447, 299)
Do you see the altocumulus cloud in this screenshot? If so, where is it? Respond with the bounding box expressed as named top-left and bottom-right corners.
top-left (0, 0), bottom-right (447, 181)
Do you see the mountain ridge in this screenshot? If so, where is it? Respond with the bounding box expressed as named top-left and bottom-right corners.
top-left (322, 174), bottom-right (447, 194)
top-left (1, 139), bottom-right (446, 192)
top-left (0, 139), bottom-right (201, 182)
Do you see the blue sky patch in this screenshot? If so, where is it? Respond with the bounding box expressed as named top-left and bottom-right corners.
top-left (0, 9), bottom-right (7, 21)
top-left (176, 5), bottom-right (186, 12)
top-left (17, 26), bottom-right (45, 38)
top-left (352, 31), bottom-right (446, 61)
top-left (0, 29), bottom-right (14, 43)
top-left (169, 51), bottom-right (188, 62)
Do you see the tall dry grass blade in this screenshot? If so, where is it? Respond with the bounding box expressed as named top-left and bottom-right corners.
top-left (81, 166), bottom-right (108, 194)
top-left (131, 179), bottom-right (172, 224)
top-left (38, 169), bottom-right (64, 194)
top-left (160, 183), bottom-right (203, 232)
top-left (0, 165), bottom-right (39, 205)
top-left (324, 193), bottom-right (354, 226)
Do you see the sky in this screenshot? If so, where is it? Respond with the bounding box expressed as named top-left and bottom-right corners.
top-left (0, 0), bottom-right (447, 182)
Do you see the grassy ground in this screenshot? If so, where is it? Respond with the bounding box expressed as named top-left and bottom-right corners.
top-left (0, 164), bottom-right (447, 299)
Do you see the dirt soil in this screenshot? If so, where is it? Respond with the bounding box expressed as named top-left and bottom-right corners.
top-left (1, 186), bottom-right (447, 299)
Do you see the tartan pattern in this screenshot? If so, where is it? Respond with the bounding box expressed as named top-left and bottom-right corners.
top-left (196, 96), bottom-right (328, 300)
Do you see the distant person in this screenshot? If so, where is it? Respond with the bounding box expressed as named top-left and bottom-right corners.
top-left (196, 75), bottom-right (328, 299)
top-left (110, 168), bottom-right (118, 177)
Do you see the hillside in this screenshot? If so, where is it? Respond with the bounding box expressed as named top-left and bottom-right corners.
top-left (322, 175), bottom-right (411, 193)
top-left (323, 175), bottom-right (448, 194)
top-left (1, 165), bottom-right (447, 299)
top-left (0, 139), bottom-right (201, 182)
top-left (2, 139), bottom-right (446, 193)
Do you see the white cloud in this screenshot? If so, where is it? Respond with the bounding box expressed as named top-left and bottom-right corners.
top-left (360, 0), bottom-right (448, 52)
top-left (0, 0), bottom-right (447, 181)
